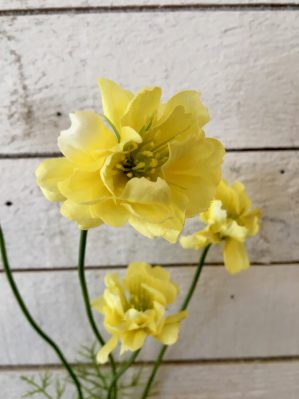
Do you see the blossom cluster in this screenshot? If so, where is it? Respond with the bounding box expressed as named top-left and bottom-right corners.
top-left (35, 79), bottom-right (261, 362)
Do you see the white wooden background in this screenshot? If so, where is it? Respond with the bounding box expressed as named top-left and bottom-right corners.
top-left (1, 1), bottom-right (299, 397)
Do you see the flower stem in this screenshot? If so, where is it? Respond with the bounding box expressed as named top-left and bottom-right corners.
top-left (78, 230), bottom-right (117, 398)
top-left (140, 244), bottom-right (211, 399)
top-left (106, 350), bottom-right (140, 399)
top-left (0, 226), bottom-right (84, 399)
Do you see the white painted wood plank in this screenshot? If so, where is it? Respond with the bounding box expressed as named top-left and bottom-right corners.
top-left (1, 265), bottom-right (299, 365)
top-left (2, 361), bottom-right (299, 399)
top-left (1, 151), bottom-right (298, 269)
top-left (2, 0), bottom-right (299, 10)
top-left (1, 11), bottom-right (298, 153)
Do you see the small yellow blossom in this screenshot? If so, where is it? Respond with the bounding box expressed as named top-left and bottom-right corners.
top-left (92, 262), bottom-right (187, 364)
top-left (180, 180), bottom-right (261, 274)
top-left (35, 79), bottom-right (224, 242)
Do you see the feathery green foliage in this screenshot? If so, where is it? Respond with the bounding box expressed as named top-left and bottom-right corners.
top-left (21, 343), bottom-right (146, 399)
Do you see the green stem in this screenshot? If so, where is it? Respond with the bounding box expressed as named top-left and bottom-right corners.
top-left (107, 350), bottom-right (140, 399)
top-left (0, 226), bottom-right (84, 399)
top-left (78, 230), bottom-right (117, 398)
top-left (140, 244), bottom-right (212, 399)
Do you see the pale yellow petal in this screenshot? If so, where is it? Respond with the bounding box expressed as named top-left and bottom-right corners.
top-left (35, 158), bottom-right (74, 201)
top-left (162, 135), bottom-right (224, 217)
top-left (128, 213), bottom-right (183, 243)
top-left (58, 111), bottom-right (116, 171)
top-left (120, 330), bottom-right (147, 353)
top-left (165, 310), bottom-right (188, 324)
top-left (221, 220), bottom-right (248, 242)
top-left (121, 177), bottom-right (171, 206)
top-left (155, 322), bottom-right (180, 345)
top-left (60, 200), bottom-right (102, 229)
top-left (100, 152), bottom-right (129, 196)
top-left (158, 90), bottom-right (209, 128)
top-left (90, 200), bottom-right (129, 227)
top-left (202, 200), bottom-right (227, 225)
top-left (151, 105), bottom-right (195, 148)
top-left (180, 232), bottom-right (209, 249)
top-left (119, 126), bottom-right (142, 146)
top-left (223, 239), bottom-right (250, 274)
top-left (97, 335), bottom-right (118, 364)
top-left (98, 78), bottom-right (133, 131)
top-left (240, 209), bottom-right (261, 236)
top-left (122, 87), bottom-right (162, 132)
top-left (58, 170), bottom-right (110, 204)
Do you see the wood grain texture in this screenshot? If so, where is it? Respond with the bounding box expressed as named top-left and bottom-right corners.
top-left (1, 11), bottom-right (298, 153)
top-left (2, 361), bottom-right (299, 399)
top-left (2, 0), bottom-right (299, 11)
top-left (1, 151), bottom-right (298, 269)
top-left (1, 265), bottom-right (299, 365)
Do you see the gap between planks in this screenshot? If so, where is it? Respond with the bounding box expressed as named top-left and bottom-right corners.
top-left (1, 3), bottom-right (299, 16)
top-left (0, 147), bottom-right (298, 160)
top-left (2, 355), bottom-right (299, 373)
top-left (1, 261), bottom-right (299, 274)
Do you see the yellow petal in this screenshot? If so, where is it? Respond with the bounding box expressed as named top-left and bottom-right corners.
top-left (223, 239), bottom-right (250, 274)
top-left (221, 220), bottom-right (248, 242)
top-left (119, 126), bottom-right (142, 146)
top-left (90, 200), bottom-right (129, 227)
top-left (58, 111), bottom-right (116, 171)
top-left (163, 135), bottom-right (224, 217)
top-left (156, 322), bottom-right (180, 345)
top-left (122, 87), bottom-right (162, 132)
top-left (240, 209), bottom-right (261, 236)
top-left (128, 212), bottom-right (183, 243)
top-left (120, 330), bottom-right (147, 353)
top-left (35, 158), bottom-right (74, 201)
top-left (60, 200), bottom-right (103, 229)
top-left (91, 296), bottom-right (106, 314)
top-left (121, 177), bottom-right (171, 206)
top-left (100, 152), bottom-right (129, 196)
top-left (165, 310), bottom-right (188, 324)
top-left (151, 105), bottom-right (195, 148)
top-left (201, 200), bottom-right (227, 225)
top-left (98, 78), bottom-right (133, 131)
top-left (180, 231), bottom-right (209, 249)
top-left (158, 90), bottom-right (209, 128)
top-left (97, 335), bottom-right (118, 364)
top-left (58, 170), bottom-right (110, 204)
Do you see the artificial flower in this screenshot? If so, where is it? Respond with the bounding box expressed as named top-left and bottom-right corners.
top-left (36, 79), bottom-right (224, 242)
top-left (92, 262), bottom-right (187, 363)
top-left (180, 180), bottom-right (261, 274)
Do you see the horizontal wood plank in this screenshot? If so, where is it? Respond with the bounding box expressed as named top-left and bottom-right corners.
top-left (0, 151), bottom-right (298, 269)
top-left (1, 265), bottom-right (299, 365)
top-left (2, 1), bottom-right (299, 11)
top-left (1, 11), bottom-right (298, 153)
top-left (2, 361), bottom-right (299, 398)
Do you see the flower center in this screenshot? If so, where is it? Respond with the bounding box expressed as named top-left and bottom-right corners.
top-left (116, 142), bottom-right (169, 181)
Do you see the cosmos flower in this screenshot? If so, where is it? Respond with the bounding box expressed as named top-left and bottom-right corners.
top-left (180, 180), bottom-right (261, 273)
top-left (36, 79), bottom-right (224, 242)
top-left (92, 262), bottom-right (187, 363)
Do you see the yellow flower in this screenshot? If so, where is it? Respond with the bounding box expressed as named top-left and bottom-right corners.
top-left (36, 79), bottom-right (224, 242)
top-left (92, 262), bottom-right (187, 364)
top-left (180, 180), bottom-right (261, 274)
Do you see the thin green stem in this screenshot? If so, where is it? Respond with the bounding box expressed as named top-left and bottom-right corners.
top-left (140, 244), bottom-right (212, 399)
top-left (181, 244), bottom-right (212, 311)
top-left (0, 226), bottom-right (84, 399)
top-left (107, 350), bottom-right (140, 399)
top-left (78, 230), bottom-right (117, 398)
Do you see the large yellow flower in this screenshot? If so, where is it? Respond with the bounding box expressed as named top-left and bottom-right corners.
top-left (36, 79), bottom-right (224, 242)
top-left (180, 180), bottom-right (261, 274)
top-left (92, 262), bottom-right (187, 364)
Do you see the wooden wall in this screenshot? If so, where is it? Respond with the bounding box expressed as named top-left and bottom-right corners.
top-left (0, 1), bottom-right (299, 397)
